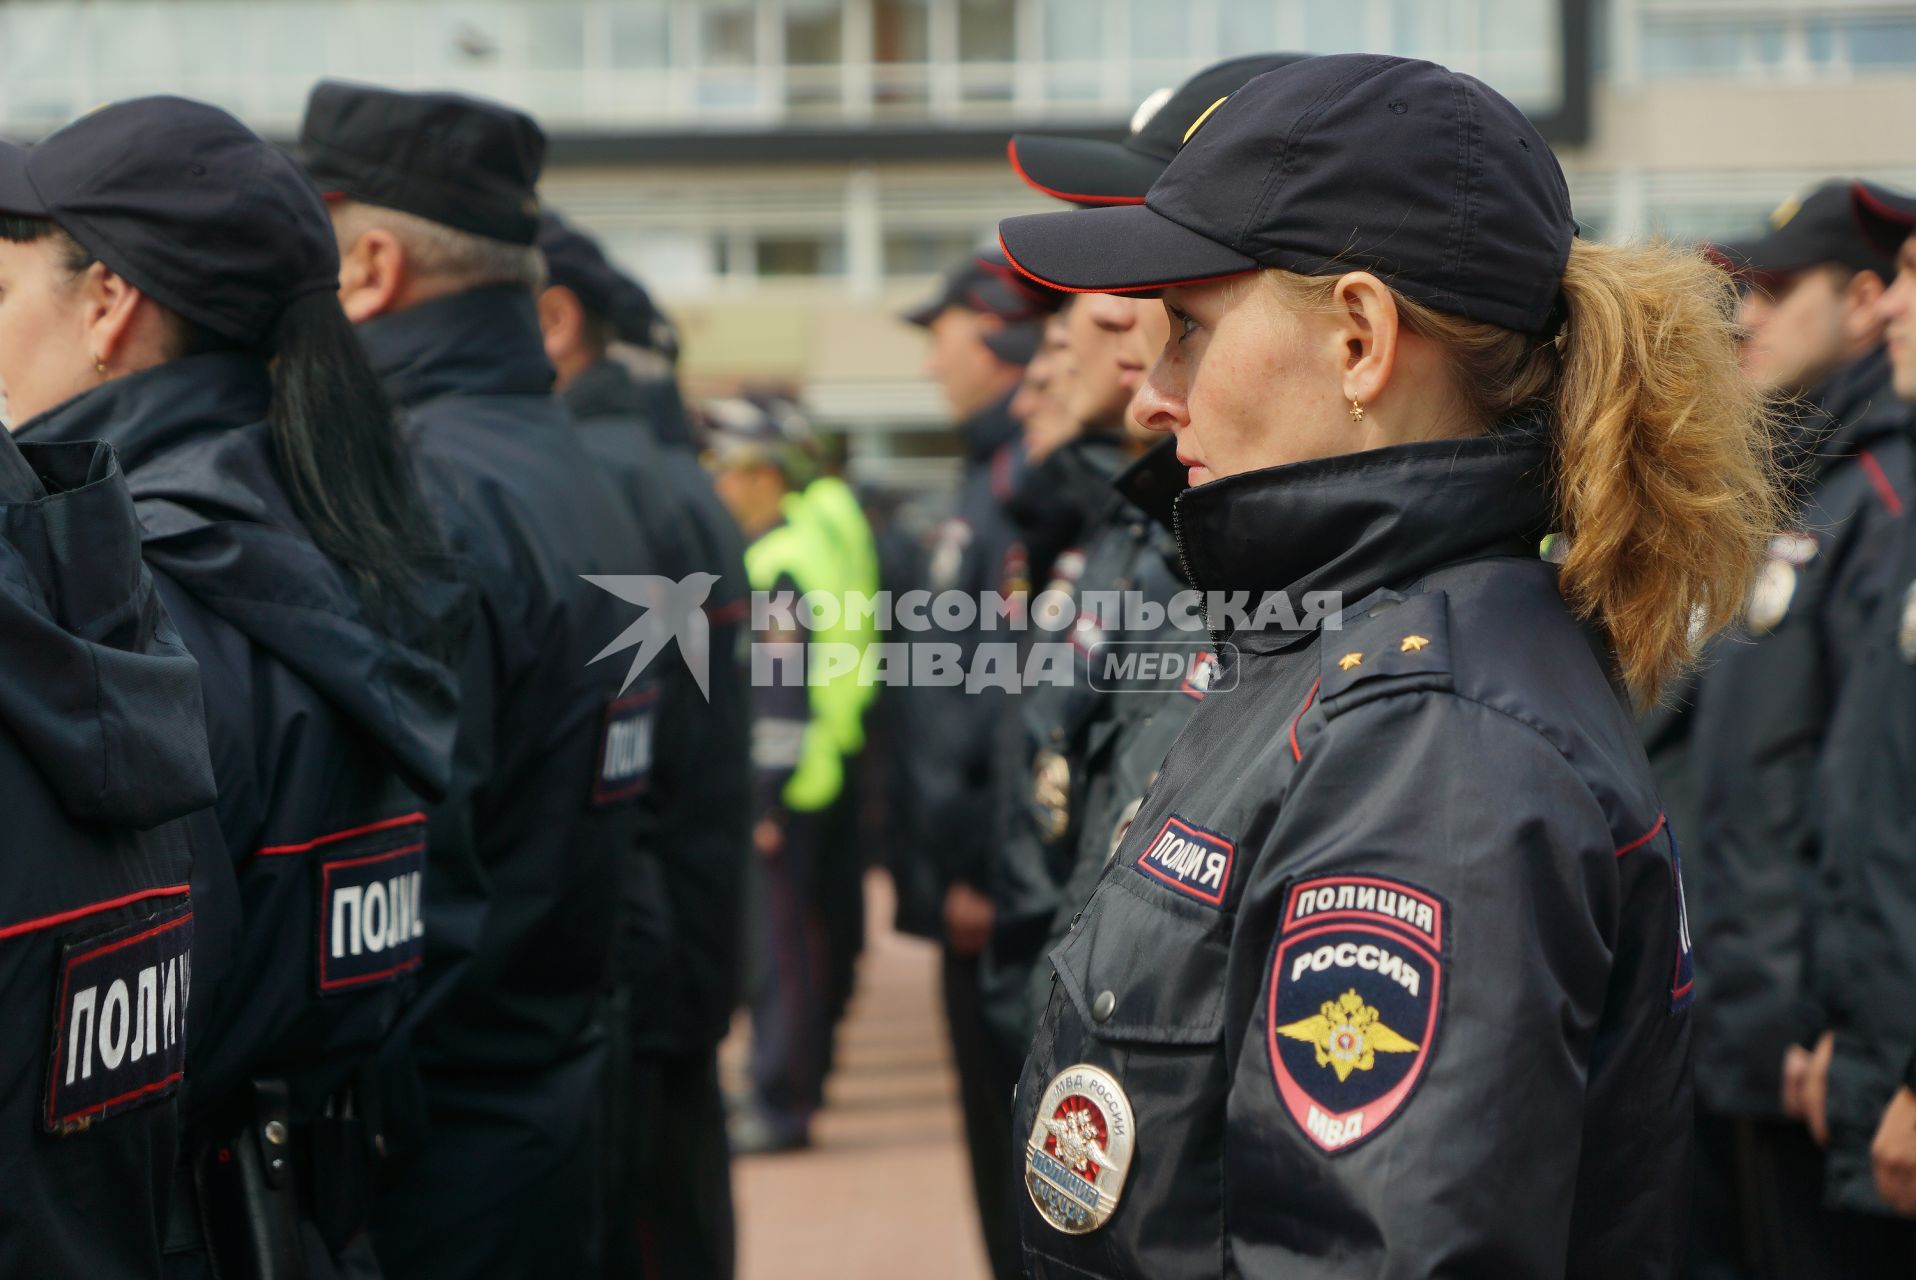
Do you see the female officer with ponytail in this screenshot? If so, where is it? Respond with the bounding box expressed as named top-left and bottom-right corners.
top-left (995, 55), bottom-right (1780, 1278)
top-left (0, 97), bottom-right (467, 1278)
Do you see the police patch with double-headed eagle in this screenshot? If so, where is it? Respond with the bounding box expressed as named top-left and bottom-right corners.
top-left (1268, 873), bottom-right (1447, 1154)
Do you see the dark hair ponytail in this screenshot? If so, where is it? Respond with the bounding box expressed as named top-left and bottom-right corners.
top-left (266, 291), bottom-right (449, 645)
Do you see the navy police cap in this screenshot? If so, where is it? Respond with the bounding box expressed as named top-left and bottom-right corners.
top-left (1008, 52), bottom-right (1312, 207)
top-left (1712, 181), bottom-right (1895, 284)
top-left (1853, 180), bottom-right (1916, 259)
top-left (0, 96), bottom-right (340, 346)
top-left (299, 80), bottom-right (545, 246)
top-left (999, 54), bottom-right (1576, 336)
top-left (538, 211), bottom-right (679, 358)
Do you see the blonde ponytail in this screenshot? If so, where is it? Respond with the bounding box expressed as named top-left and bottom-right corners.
top-left (1548, 239), bottom-right (1782, 703)
top-left (1266, 239), bottom-right (1784, 704)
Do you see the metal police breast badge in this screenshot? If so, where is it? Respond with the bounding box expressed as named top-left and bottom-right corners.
top-left (1899, 579), bottom-right (1916, 664)
top-left (1031, 749), bottom-right (1072, 843)
top-left (1748, 532), bottom-right (1819, 634)
top-left (1268, 874), bottom-right (1447, 1154)
top-left (1025, 1063), bottom-right (1136, 1235)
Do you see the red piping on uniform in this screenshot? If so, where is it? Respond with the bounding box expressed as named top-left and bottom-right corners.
top-left (1614, 811), bottom-right (1667, 859)
top-left (255, 811), bottom-right (427, 858)
top-left (1289, 677), bottom-right (1321, 763)
top-left (52, 1071), bottom-right (185, 1126)
top-left (708, 598), bottom-right (750, 625)
top-left (0, 883), bottom-right (191, 942)
top-left (1858, 449), bottom-right (1905, 517)
top-left (1005, 139), bottom-right (1147, 207)
top-left (996, 232), bottom-right (1253, 297)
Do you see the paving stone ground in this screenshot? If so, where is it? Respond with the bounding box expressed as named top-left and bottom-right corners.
top-left (725, 873), bottom-right (992, 1280)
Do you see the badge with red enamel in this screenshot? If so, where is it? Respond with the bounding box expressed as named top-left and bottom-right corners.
top-left (1024, 1063), bottom-right (1136, 1235)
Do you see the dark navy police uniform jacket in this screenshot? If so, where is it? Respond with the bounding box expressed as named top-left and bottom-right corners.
top-left (1015, 433), bottom-right (1692, 1280)
top-left (0, 435), bottom-right (223, 1278)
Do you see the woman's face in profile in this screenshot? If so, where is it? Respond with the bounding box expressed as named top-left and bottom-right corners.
top-left (1132, 276), bottom-right (1351, 486)
top-left (0, 236), bottom-right (95, 427)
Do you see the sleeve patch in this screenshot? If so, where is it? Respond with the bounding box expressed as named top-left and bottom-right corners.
top-left (45, 902), bottom-right (195, 1134)
top-left (315, 820), bottom-right (428, 996)
top-left (1268, 874), bottom-right (1447, 1154)
top-left (593, 688), bottom-right (659, 807)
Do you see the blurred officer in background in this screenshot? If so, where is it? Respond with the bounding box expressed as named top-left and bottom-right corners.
top-left (998, 54), bottom-right (1781, 1276)
top-left (897, 247), bottom-right (1053, 1279)
top-left (1677, 181), bottom-right (1910, 1280)
top-left (538, 209), bottom-right (750, 1280)
top-left (300, 82), bottom-right (664, 1278)
top-left (748, 390), bottom-right (879, 1054)
top-left (1792, 181), bottom-right (1916, 1258)
top-left (706, 400), bottom-right (843, 1156)
top-left (0, 427), bottom-right (220, 1276)
top-left (982, 49), bottom-right (1309, 1082)
top-left (2, 97), bottom-right (466, 1279)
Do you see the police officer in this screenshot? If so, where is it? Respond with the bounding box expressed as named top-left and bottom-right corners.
top-left (897, 247), bottom-right (1055, 1277)
top-left (1789, 180), bottom-right (1916, 1256)
top-left (705, 400), bottom-right (842, 1155)
top-left (0, 424), bottom-right (221, 1276)
top-left (537, 210), bottom-right (750, 1279)
top-left (298, 82), bottom-right (664, 1277)
top-left (996, 54), bottom-right (1780, 1276)
top-left (1, 97), bottom-right (466, 1278)
top-left (1678, 181), bottom-right (1909, 1280)
top-left (984, 50), bottom-right (1310, 1075)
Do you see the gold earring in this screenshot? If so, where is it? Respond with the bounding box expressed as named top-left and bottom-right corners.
top-left (93, 356), bottom-right (106, 375)
top-left (1349, 398), bottom-right (1364, 422)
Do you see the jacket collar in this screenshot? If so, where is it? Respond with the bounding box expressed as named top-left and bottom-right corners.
top-left (962, 391), bottom-right (1020, 463)
top-left (358, 284), bottom-right (556, 409)
top-left (1807, 345), bottom-right (1910, 471)
top-left (15, 353), bottom-right (271, 471)
top-left (561, 357), bottom-right (697, 450)
top-left (1174, 432), bottom-right (1553, 651)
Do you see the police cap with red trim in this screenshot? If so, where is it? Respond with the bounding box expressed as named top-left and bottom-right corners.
top-left (1007, 52), bottom-right (1312, 207)
top-left (1854, 180), bottom-right (1916, 259)
top-left (998, 53), bottom-right (1576, 336)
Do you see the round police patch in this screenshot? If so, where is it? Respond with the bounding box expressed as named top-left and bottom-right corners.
top-left (1268, 874), bottom-right (1447, 1154)
top-left (1024, 1063), bottom-right (1135, 1235)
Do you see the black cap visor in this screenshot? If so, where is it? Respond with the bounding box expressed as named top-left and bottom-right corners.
top-left (0, 142), bottom-right (48, 217)
top-left (1855, 182), bottom-right (1916, 258)
top-left (1006, 135), bottom-right (1161, 206)
top-left (899, 290), bottom-right (950, 327)
top-left (998, 203), bottom-right (1256, 296)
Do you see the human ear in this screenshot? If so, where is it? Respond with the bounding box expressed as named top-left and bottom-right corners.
top-left (1330, 271), bottom-right (1401, 409)
top-left (337, 228), bottom-right (406, 323)
top-left (1842, 270), bottom-right (1887, 344)
top-left (81, 264), bottom-right (145, 371)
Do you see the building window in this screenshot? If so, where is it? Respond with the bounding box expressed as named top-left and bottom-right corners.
top-left (1040, 0), bottom-right (1104, 103)
top-left (884, 230), bottom-right (986, 277)
top-left (756, 234), bottom-right (848, 278)
top-left (786, 0), bottom-right (845, 112)
top-left (874, 0), bottom-right (933, 109)
top-left (610, 1), bottom-right (673, 69)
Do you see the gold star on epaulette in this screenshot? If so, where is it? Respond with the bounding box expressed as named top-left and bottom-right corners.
top-left (1400, 635), bottom-right (1430, 652)
top-left (1338, 652), bottom-right (1363, 671)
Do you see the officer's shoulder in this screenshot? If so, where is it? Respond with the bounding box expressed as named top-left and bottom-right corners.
top-left (1315, 589), bottom-right (1454, 716)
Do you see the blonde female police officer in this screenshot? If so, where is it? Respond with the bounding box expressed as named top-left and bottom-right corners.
top-left (995, 55), bottom-right (1779, 1278)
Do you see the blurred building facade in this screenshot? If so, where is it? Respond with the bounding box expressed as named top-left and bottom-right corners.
top-left (4, 0), bottom-right (1916, 486)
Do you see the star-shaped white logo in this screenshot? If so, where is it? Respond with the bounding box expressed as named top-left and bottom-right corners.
top-left (582, 573), bottom-right (720, 699)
